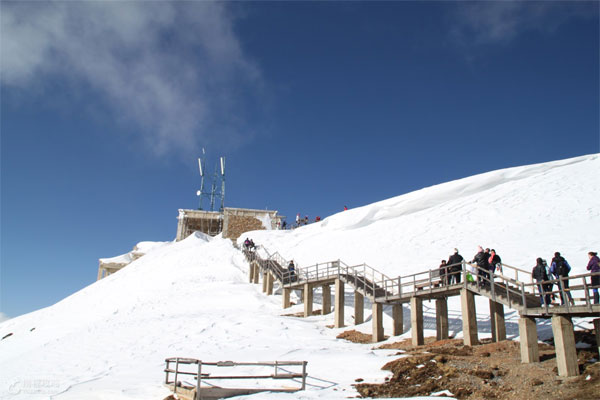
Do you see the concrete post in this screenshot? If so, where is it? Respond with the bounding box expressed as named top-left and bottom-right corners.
top-left (262, 271), bottom-right (268, 293)
top-left (249, 262), bottom-right (255, 283)
top-left (411, 296), bottom-right (424, 346)
top-left (322, 284), bottom-right (331, 315)
top-left (489, 300), bottom-right (506, 342)
top-left (552, 315), bottom-right (579, 377)
top-left (334, 279), bottom-right (345, 328)
top-left (372, 303), bottom-right (384, 343)
top-left (594, 319), bottom-right (600, 357)
top-left (393, 304), bottom-right (403, 336)
top-left (282, 288), bottom-right (291, 309)
top-left (266, 273), bottom-right (274, 295)
top-left (304, 283), bottom-right (313, 317)
top-left (518, 316), bottom-right (539, 363)
top-left (354, 291), bottom-right (364, 325)
top-left (436, 298), bottom-right (449, 341)
top-left (253, 264), bottom-right (260, 284)
top-left (460, 289), bottom-right (478, 346)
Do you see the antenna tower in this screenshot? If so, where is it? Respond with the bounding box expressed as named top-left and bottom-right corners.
top-left (196, 149), bottom-right (226, 212)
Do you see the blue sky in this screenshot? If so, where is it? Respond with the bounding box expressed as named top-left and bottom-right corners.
top-left (1, 1), bottom-right (598, 319)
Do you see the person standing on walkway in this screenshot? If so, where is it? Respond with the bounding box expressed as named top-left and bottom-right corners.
top-left (447, 248), bottom-right (464, 284)
top-left (488, 249), bottom-right (501, 282)
top-left (586, 251), bottom-right (600, 304)
top-left (296, 213), bottom-right (300, 227)
top-left (551, 252), bottom-right (574, 305)
top-left (439, 260), bottom-right (448, 285)
top-left (471, 246), bottom-right (488, 287)
top-left (532, 257), bottom-right (551, 306)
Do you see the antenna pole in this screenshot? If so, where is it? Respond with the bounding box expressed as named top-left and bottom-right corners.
top-left (210, 163), bottom-right (217, 212)
top-left (220, 157), bottom-right (226, 211)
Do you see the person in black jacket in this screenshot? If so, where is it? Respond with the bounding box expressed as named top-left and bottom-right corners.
top-left (447, 248), bottom-right (464, 284)
top-left (551, 252), bottom-right (574, 305)
top-left (532, 257), bottom-right (551, 306)
top-left (471, 246), bottom-right (489, 288)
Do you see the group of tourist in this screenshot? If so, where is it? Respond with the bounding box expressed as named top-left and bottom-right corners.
top-left (242, 238), bottom-right (256, 251)
top-left (438, 246), bottom-right (502, 287)
top-left (438, 246), bottom-right (599, 306)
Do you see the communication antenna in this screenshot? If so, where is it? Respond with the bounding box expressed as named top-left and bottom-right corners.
top-left (195, 149), bottom-right (226, 212)
top-left (220, 156), bottom-right (226, 212)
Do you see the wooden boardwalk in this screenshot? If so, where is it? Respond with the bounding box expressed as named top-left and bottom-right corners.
top-left (242, 245), bottom-right (600, 378)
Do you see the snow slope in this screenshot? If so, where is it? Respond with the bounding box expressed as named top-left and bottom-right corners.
top-left (1, 154), bottom-right (598, 400)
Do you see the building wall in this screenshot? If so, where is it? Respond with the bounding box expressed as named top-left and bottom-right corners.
top-left (176, 208), bottom-right (284, 241)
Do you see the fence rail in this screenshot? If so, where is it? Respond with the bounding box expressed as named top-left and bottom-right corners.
top-left (241, 244), bottom-right (600, 315)
top-left (165, 357), bottom-right (308, 399)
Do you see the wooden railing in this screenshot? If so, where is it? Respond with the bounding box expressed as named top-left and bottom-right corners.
top-left (241, 244), bottom-right (600, 314)
top-left (165, 357), bottom-right (308, 399)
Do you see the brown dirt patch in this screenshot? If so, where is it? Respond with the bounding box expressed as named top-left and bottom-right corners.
top-left (336, 330), bottom-right (389, 344)
top-left (355, 337), bottom-right (600, 399)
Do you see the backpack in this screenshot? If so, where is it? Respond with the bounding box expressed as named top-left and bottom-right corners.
top-left (555, 257), bottom-right (568, 277)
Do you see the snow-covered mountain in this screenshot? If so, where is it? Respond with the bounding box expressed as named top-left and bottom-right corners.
top-left (1, 154), bottom-right (598, 400)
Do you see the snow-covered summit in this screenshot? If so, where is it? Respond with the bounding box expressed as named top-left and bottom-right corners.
top-left (247, 154), bottom-right (599, 277)
top-left (1, 154), bottom-right (598, 399)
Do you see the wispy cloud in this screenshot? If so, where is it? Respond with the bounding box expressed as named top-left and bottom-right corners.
top-left (450, 2), bottom-right (596, 46)
top-left (1, 1), bottom-right (261, 156)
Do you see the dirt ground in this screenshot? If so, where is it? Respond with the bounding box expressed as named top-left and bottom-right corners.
top-left (340, 329), bottom-right (599, 399)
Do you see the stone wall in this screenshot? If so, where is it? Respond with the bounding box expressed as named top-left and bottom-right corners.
top-left (224, 215), bottom-right (265, 240)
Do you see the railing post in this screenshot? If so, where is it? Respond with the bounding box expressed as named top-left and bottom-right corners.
top-left (490, 271), bottom-right (495, 300)
top-left (398, 276), bottom-right (402, 297)
top-left (165, 360), bottom-right (170, 385)
top-left (520, 282), bottom-right (527, 311)
top-left (506, 278), bottom-right (511, 309)
top-left (301, 361), bottom-right (307, 390)
top-left (196, 361), bottom-right (202, 400)
top-left (173, 357), bottom-right (179, 394)
top-left (583, 278), bottom-right (591, 311)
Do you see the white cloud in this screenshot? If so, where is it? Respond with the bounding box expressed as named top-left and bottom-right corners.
top-left (1, 1), bottom-right (261, 156)
top-left (450, 2), bottom-right (596, 46)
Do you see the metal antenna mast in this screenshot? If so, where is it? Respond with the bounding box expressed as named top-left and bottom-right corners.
top-left (219, 156), bottom-right (226, 212)
top-left (196, 150), bottom-right (226, 212)
top-left (197, 149), bottom-right (206, 210)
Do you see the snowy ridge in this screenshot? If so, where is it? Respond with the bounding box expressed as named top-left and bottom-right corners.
top-left (1, 154), bottom-right (598, 400)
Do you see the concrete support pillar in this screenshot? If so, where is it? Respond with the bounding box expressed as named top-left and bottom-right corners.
top-left (97, 267), bottom-right (104, 281)
top-left (372, 303), bottom-right (384, 343)
top-left (489, 300), bottom-right (506, 342)
top-left (321, 284), bottom-right (331, 315)
top-left (252, 264), bottom-right (260, 284)
top-left (262, 271), bottom-right (268, 293)
top-left (460, 288), bottom-right (478, 346)
top-left (410, 296), bottom-right (424, 346)
top-left (392, 304), bottom-right (403, 336)
top-left (594, 319), bottom-right (600, 357)
top-left (266, 273), bottom-right (274, 295)
top-left (552, 315), bottom-right (579, 377)
top-left (334, 279), bottom-right (345, 328)
top-left (249, 261), bottom-right (258, 283)
top-left (354, 291), bottom-right (364, 325)
top-left (518, 316), bottom-right (539, 363)
top-left (436, 298), bottom-right (449, 341)
top-left (303, 283), bottom-right (313, 317)
top-left (282, 288), bottom-right (291, 309)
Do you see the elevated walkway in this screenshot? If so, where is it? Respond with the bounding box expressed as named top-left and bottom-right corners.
top-left (241, 244), bottom-right (600, 378)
